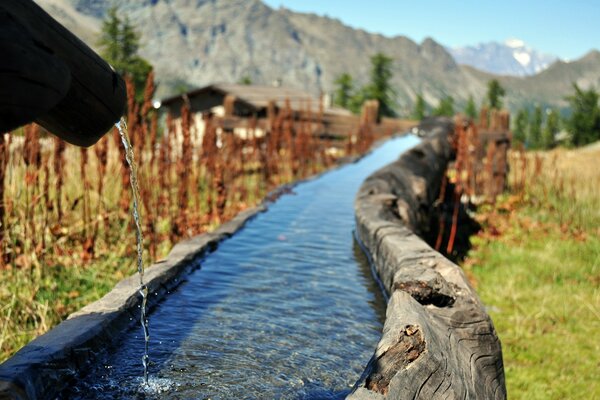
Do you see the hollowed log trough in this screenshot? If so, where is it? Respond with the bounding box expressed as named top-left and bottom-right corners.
top-left (350, 118), bottom-right (506, 399)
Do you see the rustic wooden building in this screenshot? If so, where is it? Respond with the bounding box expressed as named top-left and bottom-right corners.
top-left (160, 83), bottom-right (330, 118)
top-left (158, 83), bottom-right (355, 144)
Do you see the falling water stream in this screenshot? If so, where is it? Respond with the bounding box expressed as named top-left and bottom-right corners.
top-left (60, 134), bottom-right (420, 399)
top-left (115, 118), bottom-right (150, 386)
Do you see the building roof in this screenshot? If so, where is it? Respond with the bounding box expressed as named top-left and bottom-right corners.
top-left (160, 83), bottom-right (351, 116)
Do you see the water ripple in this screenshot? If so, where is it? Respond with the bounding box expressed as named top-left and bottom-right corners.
top-left (60, 135), bottom-right (419, 399)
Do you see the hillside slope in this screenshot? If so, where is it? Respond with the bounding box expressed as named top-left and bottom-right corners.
top-left (462, 50), bottom-right (600, 110)
top-left (36, 0), bottom-right (600, 114)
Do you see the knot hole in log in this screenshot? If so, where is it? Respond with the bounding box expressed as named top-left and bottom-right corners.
top-left (392, 265), bottom-right (456, 307)
top-left (366, 325), bottom-right (426, 395)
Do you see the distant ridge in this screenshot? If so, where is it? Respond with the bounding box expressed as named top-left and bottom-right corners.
top-left (462, 50), bottom-right (600, 110)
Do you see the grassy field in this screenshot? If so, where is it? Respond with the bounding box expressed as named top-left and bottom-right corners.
top-left (463, 144), bottom-right (600, 399)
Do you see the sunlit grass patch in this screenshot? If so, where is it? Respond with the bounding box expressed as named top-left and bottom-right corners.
top-left (465, 144), bottom-right (600, 399)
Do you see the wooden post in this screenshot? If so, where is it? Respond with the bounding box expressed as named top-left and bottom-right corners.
top-left (478, 107), bottom-right (489, 129)
top-left (223, 95), bottom-right (236, 118)
top-left (0, 0), bottom-right (126, 147)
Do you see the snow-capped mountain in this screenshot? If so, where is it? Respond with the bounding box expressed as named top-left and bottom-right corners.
top-left (448, 39), bottom-right (559, 76)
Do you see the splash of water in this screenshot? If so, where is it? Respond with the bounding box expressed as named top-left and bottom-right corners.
top-left (115, 117), bottom-right (150, 386)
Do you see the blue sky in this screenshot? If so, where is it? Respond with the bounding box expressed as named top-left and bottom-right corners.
top-left (262, 0), bottom-right (599, 61)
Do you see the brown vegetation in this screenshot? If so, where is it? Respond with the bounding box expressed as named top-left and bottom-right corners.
top-left (434, 110), bottom-right (511, 257)
top-left (0, 73), bottom-right (400, 361)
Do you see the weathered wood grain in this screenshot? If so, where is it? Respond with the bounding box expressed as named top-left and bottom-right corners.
top-left (350, 118), bottom-right (506, 399)
top-left (0, 0), bottom-right (126, 146)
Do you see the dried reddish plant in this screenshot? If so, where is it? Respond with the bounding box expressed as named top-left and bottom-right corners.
top-left (463, 123), bottom-right (475, 197)
top-left (23, 125), bottom-right (41, 201)
top-left (495, 143), bottom-right (508, 195)
top-left (149, 112), bottom-right (158, 166)
top-left (94, 137), bottom-right (108, 200)
top-left (23, 124), bottom-right (41, 168)
top-left (484, 141), bottom-right (497, 201)
top-left (141, 182), bottom-right (156, 259)
top-left (52, 137), bottom-right (66, 219)
top-left (0, 133), bottom-right (8, 261)
top-left (489, 109), bottom-right (498, 131)
top-left (157, 113), bottom-right (175, 223)
top-left (434, 174), bottom-right (448, 252)
top-left (116, 120), bottom-right (133, 216)
top-left (93, 136), bottom-right (109, 242)
top-left (345, 129), bottom-right (355, 156)
top-left (141, 70), bottom-right (155, 119)
top-left (236, 146), bottom-right (249, 207)
top-left (519, 145), bottom-right (527, 194)
top-left (22, 125), bottom-right (41, 244)
top-left (40, 152), bottom-right (52, 250)
top-left (175, 102), bottom-right (193, 236)
top-left (79, 147), bottom-right (93, 260)
top-left (478, 107), bottom-right (489, 129)
top-left (1, 68), bottom-right (404, 273)
top-left (201, 115), bottom-right (218, 172)
top-left (213, 156), bottom-right (226, 223)
top-left (200, 115), bottom-right (219, 224)
top-left (266, 110), bottom-right (282, 184)
top-left (446, 122), bottom-right (468, 254)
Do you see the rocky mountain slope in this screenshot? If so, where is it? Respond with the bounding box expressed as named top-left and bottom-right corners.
top-left (35, 0), bottom-right (101, 46)
top-left (448, 39), bottom-right (558, 77)
top-left (36, 0), bottom-right (600, 114)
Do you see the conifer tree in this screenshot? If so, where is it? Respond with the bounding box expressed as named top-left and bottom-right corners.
top-left (333, 73), bottom-right (355, 110)
top-left (565, 84), bottom-right (600, 146)
top-left (238, 75), bottom-right (253, 85)
top-left (513, 108), bottom-right (529, 146)
top-left (364, 53), bottom-right (396, 118)
top-left (542, 109), bottom-right (559, 149)
top-left (99, 7), bottom-right (153, 102)
top-left (433, 95), bottom-right (454, 117)
top-left (412, 94), bottom-right (427, 120)
top-left (528, 106), bottom-right (543, 149)
top-left (464, 95), bottom-right (477, 119)
top-left (487, 79), bottom-right (506, 110)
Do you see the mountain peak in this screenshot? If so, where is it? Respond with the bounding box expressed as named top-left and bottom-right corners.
top-left (448, 40), bottom-right (558, 76)
top-left (582, 49), bottom-right (600, 60)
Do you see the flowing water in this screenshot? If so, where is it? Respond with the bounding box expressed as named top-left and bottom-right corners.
top-left (60, 134), bottom-right (420, 399)
top-left (116, 118), bottom-right (151, 385)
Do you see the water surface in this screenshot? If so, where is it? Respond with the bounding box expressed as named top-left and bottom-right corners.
top-left (61, 135), bottom-right (419, 399)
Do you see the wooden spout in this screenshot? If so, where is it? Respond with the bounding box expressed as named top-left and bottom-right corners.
top-left (0, 0), bottom-right (127, 147)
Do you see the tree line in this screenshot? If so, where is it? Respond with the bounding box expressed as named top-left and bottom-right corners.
top-left (411, 80), bottom-right (505, 121)
top-left (512, 84), bottom-right (600, 149)
top-left (333, 53), bottom-right (396, 119)
top-left (334, 59), bottom-right (599, 150)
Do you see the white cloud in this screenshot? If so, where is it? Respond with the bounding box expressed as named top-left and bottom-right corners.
top-left (505, 38), bottom-right (525, 48)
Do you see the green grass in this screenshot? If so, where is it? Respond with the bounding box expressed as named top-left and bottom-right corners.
top-left (0, 252), bottom-right (132, 361)
top-left (465, 146), bottom-right (600, 399)
top-left (470, 225), bottom-right (599, 399)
